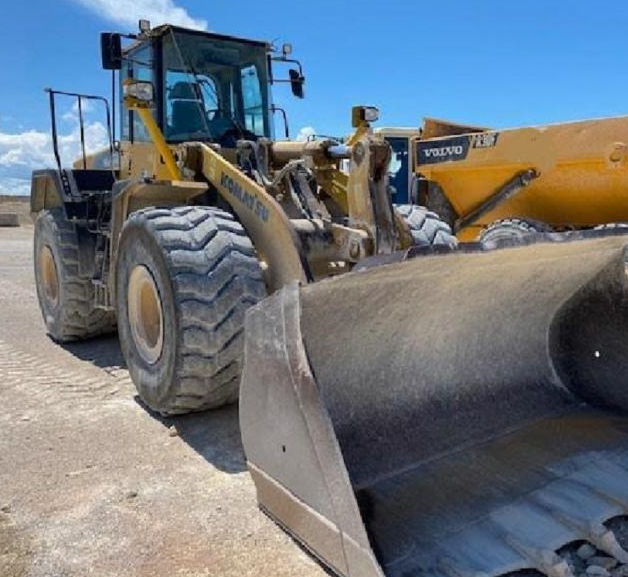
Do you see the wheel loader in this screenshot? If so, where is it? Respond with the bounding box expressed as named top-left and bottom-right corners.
top-left (28, 20), bottom-right (628, 577)
top-left (377, 116), bottom-right (628, 242)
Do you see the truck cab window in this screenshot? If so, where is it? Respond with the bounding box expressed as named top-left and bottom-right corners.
top-left (387, 137), bottom-right (410, 204)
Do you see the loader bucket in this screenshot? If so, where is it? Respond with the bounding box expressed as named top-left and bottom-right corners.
top-left (240, 235), bottom-right (628, 577)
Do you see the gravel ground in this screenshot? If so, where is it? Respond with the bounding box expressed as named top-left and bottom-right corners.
top-left (0, 223), bottom-right (324, 576)
top-left (8, 210), bottom-right (628, 577)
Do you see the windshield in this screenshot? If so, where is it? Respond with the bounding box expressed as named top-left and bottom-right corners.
top-left (162, 31), bottom-right (271, 143)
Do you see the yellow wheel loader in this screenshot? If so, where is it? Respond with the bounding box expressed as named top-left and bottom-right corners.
top-left (31, 23), bottom-right (456, 412)
top-left (377, 116), bottom-right (628, 242)
top-left (28, 20), bottom-right (628, 577)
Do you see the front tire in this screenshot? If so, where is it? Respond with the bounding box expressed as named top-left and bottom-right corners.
top-left (34, 208), bottom-right (115, 342)
top-left (116, 206), bottom-right (266, 415)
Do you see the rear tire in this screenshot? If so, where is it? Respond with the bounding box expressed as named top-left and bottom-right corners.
top-left (480, 218), bottom-right (552, 244)
top-left (116, 206), bottom-right (266, 415)
top-left (34, 208), bottom-right (115, 342)
top-left (396, 204), bottom-right (457, 248)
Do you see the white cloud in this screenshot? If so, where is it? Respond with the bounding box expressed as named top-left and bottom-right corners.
top-left (62, 99), bottom-right (95, 123)
top-left (0, 117), bottom-right (109, 196)
top-left (296, 126), bottom-right (316, 142)
top-left (70, 0), bottom-right (207, 30)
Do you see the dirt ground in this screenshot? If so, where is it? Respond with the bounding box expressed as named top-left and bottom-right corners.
top-left (0, 221), bottom-right (324, 575)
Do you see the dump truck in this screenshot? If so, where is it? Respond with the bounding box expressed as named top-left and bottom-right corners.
top-left (29, 20), bottom-right (628, 577)
top-left (377, 116), bottom-right (628, 241)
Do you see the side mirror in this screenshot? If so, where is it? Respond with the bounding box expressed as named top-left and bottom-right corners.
top-left (289, 69), bottom-right (304, 99)
top-left (101, 32), bottom-right (122, 70)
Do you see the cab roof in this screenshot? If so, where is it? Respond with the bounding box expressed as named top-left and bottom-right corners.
top-left (123, 24), bottom-right (271, 53)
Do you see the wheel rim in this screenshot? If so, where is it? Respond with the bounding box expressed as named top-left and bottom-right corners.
top-left (127, 265), bottom-right (164, 365)
top-left (39, 245), bottom-right (60, 308)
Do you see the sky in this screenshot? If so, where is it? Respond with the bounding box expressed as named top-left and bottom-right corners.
top-left (1, 0), bottom-right (628, 194)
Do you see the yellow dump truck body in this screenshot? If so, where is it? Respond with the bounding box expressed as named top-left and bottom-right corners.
top-left (398, 116), bottom-right (628, 241)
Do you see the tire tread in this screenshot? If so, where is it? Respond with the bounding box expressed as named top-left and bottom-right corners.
top-left (34, 209), bottom-right (115, 342)
top-left (480, 218), bottom-right (552, 244)
top-left (396, 204), bottom-right (457, 248)
top-left (124, 206), bottom-right (265, 413)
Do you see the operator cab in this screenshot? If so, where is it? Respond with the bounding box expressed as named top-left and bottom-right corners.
top-left (374, 127), bottom-right (420, 204)
top-left (102, 23), bottom-right (304, 147)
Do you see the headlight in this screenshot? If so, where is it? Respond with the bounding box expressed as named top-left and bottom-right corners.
top-left (352, 105), bottom-right (380, 127)
top-left (363, 107), bottom-right (380, 122)
top-left (123, 80), bottom-right (155, 104)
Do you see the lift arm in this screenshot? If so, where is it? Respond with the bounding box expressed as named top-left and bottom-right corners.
top-left (184, 142), bottom-right (310, 291)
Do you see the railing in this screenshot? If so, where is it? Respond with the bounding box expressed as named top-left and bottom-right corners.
top-left (45, 88), bottom-right (114, 171)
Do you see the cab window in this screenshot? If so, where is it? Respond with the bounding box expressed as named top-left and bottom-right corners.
top-left (120, 43), bottom-right (155, 143)
top-left (160, 30), bottom-right (271, 143)
top-left (164, 70), bottom-right (219, 140)
top-left (241, 65), bottom-right (264, 136)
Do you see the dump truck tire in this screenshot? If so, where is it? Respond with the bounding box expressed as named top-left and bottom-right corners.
top-left (116, 206), bottom-right (266, 415)
top-left (480, 217), bottom-right (552, 244)
top-left (396, 204), bottom-right (457, 247)
top-left (34, 208), bottom-right (116, 342)
top-left (595, 222), bottom-right (628, 231)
